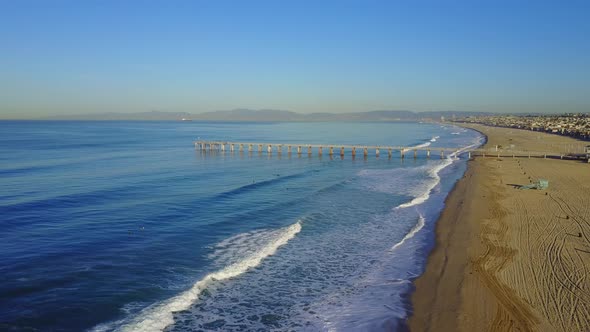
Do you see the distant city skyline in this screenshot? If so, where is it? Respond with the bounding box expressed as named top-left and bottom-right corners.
top-left (1, 0), bottom-right (589, 119)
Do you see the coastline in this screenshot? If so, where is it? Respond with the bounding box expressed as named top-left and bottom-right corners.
top-left (408, 123), bottom-right (590, 331)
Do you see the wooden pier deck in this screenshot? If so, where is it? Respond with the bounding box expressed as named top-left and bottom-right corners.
top-left (195, 140), bottom-right (589, 161)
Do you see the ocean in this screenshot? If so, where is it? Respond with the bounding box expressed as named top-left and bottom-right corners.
top-left (0, 121), bottom-right (483, 331)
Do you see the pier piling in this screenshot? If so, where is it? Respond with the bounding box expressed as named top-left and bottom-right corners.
top-left (195, 140), bottom-right (557, 161)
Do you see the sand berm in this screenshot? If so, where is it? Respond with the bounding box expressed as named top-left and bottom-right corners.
top-left (409, 124), bottom-right (590, 332)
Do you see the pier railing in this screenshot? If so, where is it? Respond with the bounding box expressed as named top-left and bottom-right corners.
top-left (194, 140), bottom-right (589, 161)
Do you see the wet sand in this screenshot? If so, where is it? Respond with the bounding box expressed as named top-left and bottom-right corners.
top-left (409, 124), bottom-right (590, 332)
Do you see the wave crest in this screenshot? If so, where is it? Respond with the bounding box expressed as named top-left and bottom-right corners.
top-left (93, 222), bottom-right (302, 332)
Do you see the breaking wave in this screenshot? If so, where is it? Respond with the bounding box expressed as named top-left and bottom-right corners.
top-left (391, 213), bottom-right (426, 251)
top-left (396, 137), bottom-right (483, 209)
top-left (92, 222), bottom-right (302, 332)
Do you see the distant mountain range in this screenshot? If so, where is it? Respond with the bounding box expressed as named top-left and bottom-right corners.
top-left (42, 109), bottom-right (496, 121)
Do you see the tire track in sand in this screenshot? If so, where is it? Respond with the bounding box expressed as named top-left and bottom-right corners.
top-left (473, 164), bottom-right (539, 332)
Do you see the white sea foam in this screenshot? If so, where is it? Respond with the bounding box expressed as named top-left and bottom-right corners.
top-left (360, 133), bottom-right (484, 210)
top-left (402, 141), bottom-right (430, 152)
top-left (430, 136), bottom-right (439, 142)
top-left (396, 159), bottom-right (451, 209)
top-left (413, 141), bottom-right (431, 149)
top-left (208, 226), bottom-right (297, 268)
top-left (357, 166), bottom-right (440, 202)
top-left (396, 136), bottom-right (483, 209)
top-left (93, 222), bottom-right (301, 332)
top-left (299, 211), bottom-right (429, 331)
top-left (390, 213), bottom-right (426, 251)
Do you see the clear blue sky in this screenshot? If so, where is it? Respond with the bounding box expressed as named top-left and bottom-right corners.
top-left (1, 0), bottom-right (589, 118)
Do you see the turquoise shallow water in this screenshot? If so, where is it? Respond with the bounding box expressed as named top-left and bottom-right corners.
top-left (0, 121), bottom-right (482, 331)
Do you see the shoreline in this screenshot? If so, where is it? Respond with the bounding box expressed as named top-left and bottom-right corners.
top-left (406, 143), bottom-right (484, 331)
top-left (408, 123), bottom-right (590, 331)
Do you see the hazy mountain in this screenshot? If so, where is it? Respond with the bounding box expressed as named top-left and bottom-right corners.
top-left (45, 111), bottom-right (194, 121)
top-left (194, 109), bottom-right (304, 121)
top-left (42, 109), bottom-right (495, 121)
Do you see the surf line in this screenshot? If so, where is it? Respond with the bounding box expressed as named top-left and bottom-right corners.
top-left (396, 137), bottom-right (483, 210)
top-left (402, 141), bottom-right (431, 153)
top-left (116, 222), bottom-right (302, 332)
top-left (390, 213), bottom-right (426, 251)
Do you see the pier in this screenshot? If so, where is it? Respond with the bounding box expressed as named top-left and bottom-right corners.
top-left (194, 140), bottom-right (588, 161)
top-left (195, 140), bottom-right (455, 159)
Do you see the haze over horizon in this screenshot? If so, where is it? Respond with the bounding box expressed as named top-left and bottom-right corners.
top-left (1, 0), bottom-right (589, 119)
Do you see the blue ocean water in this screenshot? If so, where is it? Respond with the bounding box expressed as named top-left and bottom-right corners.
top-left (0, 121), bottom-right (482, 331)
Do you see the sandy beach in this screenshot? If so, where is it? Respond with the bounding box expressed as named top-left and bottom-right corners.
top-left (409, 124), bottom-right (590, 331)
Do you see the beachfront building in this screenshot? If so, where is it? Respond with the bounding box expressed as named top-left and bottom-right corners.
top-left (454, 113), bottom-right (590, 141)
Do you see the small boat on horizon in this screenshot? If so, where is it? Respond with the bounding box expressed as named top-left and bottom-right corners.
top-left (181, 118), bottom-right (192, 121)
